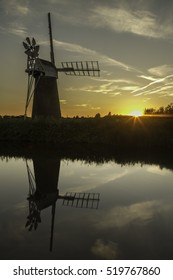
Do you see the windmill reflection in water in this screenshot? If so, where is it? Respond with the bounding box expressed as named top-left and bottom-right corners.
top-left (25, 158), bottom-right (100, 251)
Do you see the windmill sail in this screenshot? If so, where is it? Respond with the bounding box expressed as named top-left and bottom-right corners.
top-left (58, 61), bottom-right (100, 76)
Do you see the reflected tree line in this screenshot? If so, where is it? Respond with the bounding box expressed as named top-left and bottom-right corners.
top-left (1, 142), bottom-right (173, 171)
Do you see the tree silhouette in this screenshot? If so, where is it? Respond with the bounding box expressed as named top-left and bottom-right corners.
top-left (144, 103), bottom-right (173, 115)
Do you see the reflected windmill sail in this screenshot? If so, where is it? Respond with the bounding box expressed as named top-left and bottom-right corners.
top-left (62, 192), bottom-right (100, 209)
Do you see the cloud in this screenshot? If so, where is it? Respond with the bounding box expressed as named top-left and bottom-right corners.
top-left (2, 1), bottom-right (172, 41)
top-left (133, 73), bottom-right (173, 97)
top-left (133, 78), bottom-right (165, 95)
top-left (121, 86), bottom-right (139, 91)
top-left (94, 78), bottom-right (139, 95)
top-left (0, 23), bottom-right (27, 37)
top-left (90, 5), bottom-right (173, 39)
top-left (100, 55), bottom-right (138, 72)
top-left (91, 239), bottom-right (119, 259)
top-left (97, 200), bottom-right (165, 229)
top-left (133, 65), bottom-right (173, 97)
top-left (52, 40), bottom-right (140, 72)
top-left (2, 0), bottom-right (30, 16)
top-left (66, 85), bottom-right (109, 95)
top-left (54, 40), bottom-right (96, 56)
top-left (0, 0), bottom-right (29, 37)
top-left (148, 65), bottom-right (173, 77)
top-left (139, 75), bottom-right (158, 82)
top-left (60, 99), bottom-right (67, 104)
top-left (42, 2), bottom-right (173, 39)
top-left (66, 77), bottom-right (139, 96)
top-left (92, 77), bottom-right (139, 85)
top-left (91, 106), bottom-right (101, 110)
top-left (74, 104), bottom-right (88, 107)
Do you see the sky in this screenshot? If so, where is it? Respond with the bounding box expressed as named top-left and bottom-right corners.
top-left (1, 0), bottom-right (173, 117)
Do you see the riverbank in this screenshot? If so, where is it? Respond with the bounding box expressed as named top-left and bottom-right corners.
top-left (0, 115), bottom-right (173, 150)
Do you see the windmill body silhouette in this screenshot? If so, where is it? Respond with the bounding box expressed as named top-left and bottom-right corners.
top-left (23, 13), bottom-right (100, 119)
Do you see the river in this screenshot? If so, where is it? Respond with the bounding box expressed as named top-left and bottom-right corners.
top-left (0, 145), bottom-right (173, 259)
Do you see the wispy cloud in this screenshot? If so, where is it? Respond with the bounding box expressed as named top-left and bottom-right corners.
top-left (17, 5), bottom-right (29, 15)
top-left (66, 85), bottom-right (110, 95)
top-left (95, 78), bottom-right (139, 94)
top-left (0, 23), bottom-right (27, 37)
top-left (148, 65), bottom-right (173, 77)
top-left (90, 5), bottom-right (173, 39)
top-left (92, 77), bottom-right (139, 84)
top-left (133, 74), bottom-right (173, 97)
top-left (42, 2), bottom-right (173, 39)
top-left (54, 40), bottom-right (96, 56)
top-left (139, 75), bottom-right (158, 82)
top-left (2, 0), bottom-right (30, 16)
top-left (52, 40), bottom-right (140, 72)
top-left (133, 78), bottom-right (165, 94)
top-left (60, 99), bottom-right (67, 104)
top-left (91, 106), bottom-right (101, 110)
top-left (0, 0), bottom-right (29, 37)
top-left (66, 77), bottom-right (139, 96)
top-left (122, 86), bottom-right (139, 91)
top-left (100, 55), bottom-right (139, 72)
top-left (75, 104), bottom-right (88, 107)
top-left (132, 64), bottom-right (173, 97)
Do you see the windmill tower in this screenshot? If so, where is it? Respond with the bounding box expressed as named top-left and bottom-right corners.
top-left (23, 12), bottom-right (100, 119)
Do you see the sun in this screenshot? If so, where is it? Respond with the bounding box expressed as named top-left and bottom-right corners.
top-left (128, 110), bottom-right (143, 117)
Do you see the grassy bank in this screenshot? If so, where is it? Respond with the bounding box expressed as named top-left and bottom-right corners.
top-left (0, 115), bottom-right (173, 150)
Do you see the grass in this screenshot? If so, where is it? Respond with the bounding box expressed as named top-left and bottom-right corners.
top-left (0, 115), bottom-right (173, 150)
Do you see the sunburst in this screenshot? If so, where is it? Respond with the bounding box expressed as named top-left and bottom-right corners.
top-left (129, 110), bottom-right (143, 117)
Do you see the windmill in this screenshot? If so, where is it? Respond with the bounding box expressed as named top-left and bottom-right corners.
top-left (23, 12), bottom-right (100, 119)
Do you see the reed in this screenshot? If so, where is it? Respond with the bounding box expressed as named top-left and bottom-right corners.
top-left (0, 115), bottom-right (173, 150)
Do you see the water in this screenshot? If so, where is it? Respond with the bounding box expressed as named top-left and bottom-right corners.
top-left (0, 147), bottom-right (173, 260)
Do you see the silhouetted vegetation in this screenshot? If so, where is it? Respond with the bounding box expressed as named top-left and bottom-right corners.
top-left (0, 115), bottom-right (173, 151)
top-left (144, 103), bottom-right (173, 115)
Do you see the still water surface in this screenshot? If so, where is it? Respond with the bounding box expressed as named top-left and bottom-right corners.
top-left (0, 151), bottom-right (173, 260)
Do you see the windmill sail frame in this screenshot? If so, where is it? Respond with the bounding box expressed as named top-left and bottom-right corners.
top-left (57, 61), bottom-right (100, 76)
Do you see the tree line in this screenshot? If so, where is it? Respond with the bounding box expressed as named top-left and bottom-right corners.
top-left (144, 103), bottom-right (173, 115)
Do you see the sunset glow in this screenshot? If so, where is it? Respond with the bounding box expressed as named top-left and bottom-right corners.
top-left (128, 110), bottom-right (143, 117)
